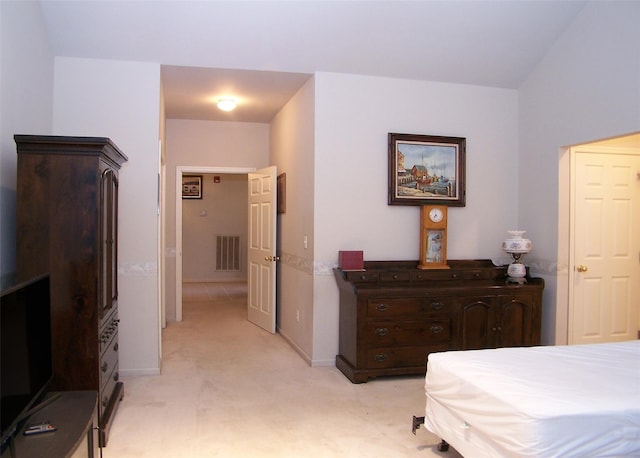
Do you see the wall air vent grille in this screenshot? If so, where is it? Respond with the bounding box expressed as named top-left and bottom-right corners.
top-left (216, 235), bottom-right (241, 271)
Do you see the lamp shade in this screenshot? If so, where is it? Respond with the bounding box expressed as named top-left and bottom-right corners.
top-left (502, 230), bottom-right (532, 254)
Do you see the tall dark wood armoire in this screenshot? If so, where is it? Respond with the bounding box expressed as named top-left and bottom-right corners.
top-left (14, 135), bottom-right (128, 447)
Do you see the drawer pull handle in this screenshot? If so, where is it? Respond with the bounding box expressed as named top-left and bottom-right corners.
top-left (430, 325), bottom-right (444, 334)
top-left (375, 327), bottom-right (389, 336)
top-left (376, 303), bottom-right (389, 312)
top-left (430, 301), bottom-right (444, 310)
top-left (451, 273), bottom-right (459, 279)
top-left (101, 362), bottom-right (108, 372)
top-left (392, 274), bottom-right (398, 280)
top-left (374, 354), bottom-right (388, 362)
top-left (360, 275), bottom-right (367, 280)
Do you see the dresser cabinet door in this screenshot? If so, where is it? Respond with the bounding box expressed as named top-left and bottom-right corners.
top-left (498, 294), bottom-right (537, 347)
top-left (458, 294), bottom-right (537, 349)
top-left (100, 166), bottom-right (119, 322)
top-left (458, 297), bottom-right (498, 349)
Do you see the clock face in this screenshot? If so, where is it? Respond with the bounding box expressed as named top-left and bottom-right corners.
top-left (429, 207), bottom-right (444, 223)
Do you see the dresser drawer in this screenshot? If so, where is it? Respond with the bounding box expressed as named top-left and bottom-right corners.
top-left (99, 335), bottom-right (119, 393)
top-left (99, 362), bottom-right (119, 421)
top-left (344, 271), bottom-right (379, 282)
top-left (379, 271), bottom-right (411, 282)
top-left (410, 269), bottom-right (496, 281)
top-left (100, 314), bottom-right (119, 355)
top-left (367, 297), bottom-right (452, 317)
top-left (366, 344), bottom-right (449, 369)
top-left (367, 320), bottom-right (450, 346)
top-left (410, 270), bottom-right (460, 281)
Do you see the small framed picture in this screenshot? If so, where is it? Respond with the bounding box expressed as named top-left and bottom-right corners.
top-left (388, 133), bottom-right (466, 206)
top-left (182, 175), bottom-right (203, 199)
top-left (277, 173), bottom-right (286, 214)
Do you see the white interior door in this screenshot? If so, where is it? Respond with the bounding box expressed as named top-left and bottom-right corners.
top-left (570, 150), bottom-right (640, 344)
top-left (247, 166), bottom-right (277, 333)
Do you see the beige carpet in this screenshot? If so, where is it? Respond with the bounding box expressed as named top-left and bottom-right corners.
top-left (106, 282), bottom-right (461, 457)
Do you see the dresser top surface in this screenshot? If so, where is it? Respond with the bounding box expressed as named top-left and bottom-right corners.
top-left (334, 259), bottom-right (544, 289)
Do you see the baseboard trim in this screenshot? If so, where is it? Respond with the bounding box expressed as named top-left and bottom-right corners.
top-left (120, 368), bottom-right (161, 377)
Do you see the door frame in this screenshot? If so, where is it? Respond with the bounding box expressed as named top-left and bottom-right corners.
top-left (175, 166), bottom-right (255, 321)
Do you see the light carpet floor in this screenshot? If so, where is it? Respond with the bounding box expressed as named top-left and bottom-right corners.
top-left (106, 282), bottom-right (462, 457)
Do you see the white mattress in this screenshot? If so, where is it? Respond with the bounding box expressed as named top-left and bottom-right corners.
top-left (424, 341), bottom-right (640, 457)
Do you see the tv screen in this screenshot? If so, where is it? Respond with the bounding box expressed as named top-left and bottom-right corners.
top-left (0, 274), bottom-right (53, 448)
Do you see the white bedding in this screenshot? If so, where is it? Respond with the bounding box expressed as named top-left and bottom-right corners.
top-left (424, 340), bottom-right (640, 457)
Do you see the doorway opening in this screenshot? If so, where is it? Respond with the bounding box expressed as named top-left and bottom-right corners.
top-left (175, 166), bottom-right (255, 322)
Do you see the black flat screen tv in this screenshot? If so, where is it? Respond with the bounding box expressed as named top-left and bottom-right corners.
top-left (0, 274), bottom-right (53, 450)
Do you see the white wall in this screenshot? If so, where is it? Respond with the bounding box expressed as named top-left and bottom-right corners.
top-left (270, 77), bottom-right (315, 362)
top-left (53, 57), bottom-right (162, 375)
top-left (0, 1), bottom-right (54, 285)
top-left (519, 1), bottom-right (640, 344)
top-left (312, 72), bottom-right (519, 364)
top-left (164, 119), bottom-right (269, 321)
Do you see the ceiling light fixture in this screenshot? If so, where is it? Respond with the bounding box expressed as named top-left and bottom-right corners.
top-left (217, 98), bottom-right (236, 112)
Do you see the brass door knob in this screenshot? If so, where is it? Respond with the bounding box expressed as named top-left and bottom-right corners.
top-left (577, 265), bottom-right (588, 272)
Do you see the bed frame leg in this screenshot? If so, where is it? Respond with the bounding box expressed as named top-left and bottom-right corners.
top-left (411, 416), bottom-right (449, 453)
top-left (411, 415), bottom-right (425, 435)
top-left (437, 439), bottom-right (450, 452)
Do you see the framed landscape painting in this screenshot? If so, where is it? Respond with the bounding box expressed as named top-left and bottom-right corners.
top-left (388, 133), bottom-right (466, 206)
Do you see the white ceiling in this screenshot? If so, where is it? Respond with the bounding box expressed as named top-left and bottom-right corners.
top-left (38, 1), bottom-right (589, 123)
top-left (160, 66), bottom-right (311, 123)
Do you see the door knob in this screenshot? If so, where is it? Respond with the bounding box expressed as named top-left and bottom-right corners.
top-left (264, 256), bottom-right (280, 262)
top-left (577, 265), bottom-right (588, 272)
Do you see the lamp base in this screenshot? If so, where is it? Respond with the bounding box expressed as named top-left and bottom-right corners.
top-left (507, 262), bottom-right (527, 277)
top-left (506, 262), bottom-right (528, 284)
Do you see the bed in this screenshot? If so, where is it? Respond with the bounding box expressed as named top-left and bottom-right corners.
top-left (421, 340), bottom-right (640, 457)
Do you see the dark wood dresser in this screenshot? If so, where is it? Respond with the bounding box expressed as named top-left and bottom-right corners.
top-left (14, 135), bottom-right (128, 446)
top-left (334, 260), bottom-right (544, 383)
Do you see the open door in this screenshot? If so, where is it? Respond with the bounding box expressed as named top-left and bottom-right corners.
top-left (247, 166), bottom-right (277, 333)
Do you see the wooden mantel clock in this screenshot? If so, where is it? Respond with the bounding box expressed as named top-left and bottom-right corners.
top-left (418, 205), bottom-right (450, 270)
